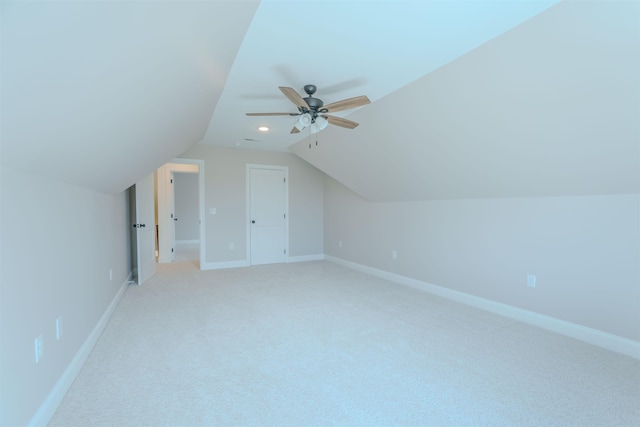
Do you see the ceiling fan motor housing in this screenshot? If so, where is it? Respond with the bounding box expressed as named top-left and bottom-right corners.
top-left (303, 96), bottom-right (324, 111)
top-left (302, 84), bottom-right (324, 113)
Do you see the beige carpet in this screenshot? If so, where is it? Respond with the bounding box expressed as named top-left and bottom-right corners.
top-left (49, 261), bottom-right (640, 426)
top-left (173, 242), bottom-right (200, 265)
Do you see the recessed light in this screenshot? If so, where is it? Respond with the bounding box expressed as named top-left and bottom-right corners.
top-left (258, 126), bottom-right (269, 132)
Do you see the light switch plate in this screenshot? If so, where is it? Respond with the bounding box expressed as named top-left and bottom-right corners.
top-left (35, 335), bottom-right (43, 363)
top-left (56, 316), bottom-right (63, 340)
top-left (527, 274), bottom-right (536, 288)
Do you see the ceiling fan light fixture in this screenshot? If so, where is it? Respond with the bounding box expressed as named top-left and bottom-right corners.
top-left (295, 113), bottom-right (312, 131)
top-left (310, 116), bottom-right (329, 134)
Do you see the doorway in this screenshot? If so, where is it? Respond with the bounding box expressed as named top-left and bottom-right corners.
top-left (247, 165), bottom-right (288, 265)
top-left (172, 171), bottom-right (200, 262)
top-left (156, 159), bottom-right (205, 268)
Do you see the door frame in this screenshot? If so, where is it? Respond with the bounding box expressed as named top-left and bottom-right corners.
top-left (157, 158), bottom-right (205, 268)
top-left (246, 164), bottom-right (289, 265)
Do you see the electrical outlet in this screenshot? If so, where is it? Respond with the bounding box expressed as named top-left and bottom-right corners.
top-left (527, 274), bottom-right (537, 288)
top-left (338, 241), bottom-right (342, 248)
top-left (56, 316), bottom-right (63, 340)
top-left (392, 250), bottom-right (397, 259)
top-left (109, 268), bottom-right (113, 281)
top-left (229, 242), bottom-right (235, 250)
top-left (35, 335), bottom-right (43, 363)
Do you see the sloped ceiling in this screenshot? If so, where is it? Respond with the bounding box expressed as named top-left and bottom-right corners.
top-left (291, 0), bottom-right (640, 201)
top-left (1, 1), bottom-right (259, 194)
top-left (201, 0), bottom-right (558, 151)
top-left (2, 0), bottom-right (638, 202)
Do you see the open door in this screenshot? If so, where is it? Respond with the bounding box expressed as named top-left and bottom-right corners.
top-left (156, 160), bottom-right (203, 265)
top-left (170, 171), bottom-right (176, 262)
top-left (133, 173), bottom-right (156, 284)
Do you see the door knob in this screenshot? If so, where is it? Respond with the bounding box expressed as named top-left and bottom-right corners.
top-left (251, 220), bottom-right (255, 224)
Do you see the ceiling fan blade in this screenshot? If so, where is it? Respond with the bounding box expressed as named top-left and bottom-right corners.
top-left (322, 95), bottom-right (370, 113)
top-left (324, 115), bottom-right (359, 129)
top-left (279, 86), bottom-right (308, 110)
top-left (290, 126), bottom-right (301, 134)
top-left (245, 112), bottom-right (295, 116)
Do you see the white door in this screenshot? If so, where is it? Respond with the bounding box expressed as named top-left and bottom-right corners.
top-left (134, 173), bottom-right (156, 284)
top-left (170, 171), bottom-right (176, 262)
top-left (249, 168), bottom-right (287, 265)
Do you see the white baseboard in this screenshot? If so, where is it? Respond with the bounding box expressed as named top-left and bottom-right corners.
top-left (203, 260), bottom-right (250, 270)
top-left (29, 274), bottom-right (132, 427)
top-left (202, 254), bottom-right (324, 269)
top-left (325, 255), bottom-right (640, 360)
top-left (287, 254), bottom-right (325, 263)
top-left (175, 239), bottom-right (199, 245)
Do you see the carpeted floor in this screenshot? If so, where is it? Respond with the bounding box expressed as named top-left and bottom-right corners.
top-left (49, 261), bottom-right (640, 426)
top-left (173, 242), bottom-right (200, 265)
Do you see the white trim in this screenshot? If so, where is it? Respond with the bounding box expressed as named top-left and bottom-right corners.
top-left (246, 164), bottom-right (289, 266)
top-left (325, 255), bottom-right (640, 360)
top-left (287, 254), bottom-right (325, 263)
top-left (202, 260), bottom-right (250, 270)
top-left (175, 239), bottom-right (200, 245)
top-left (28, 275), bottom-right (131, 427)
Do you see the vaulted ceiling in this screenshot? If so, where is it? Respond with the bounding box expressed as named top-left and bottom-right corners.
top-left (2, 0), bottom-right (638, 201)
top-left (291, 0), bottom-right (640, 201)
top-left (1, 1), bottom-right (259, 193)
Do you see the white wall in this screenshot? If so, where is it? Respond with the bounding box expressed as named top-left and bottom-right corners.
top-left (324, 176), bottom-right (640, 342)
top-left (0, 168), bottom-right (131, 426)
top-left (179, 145), bottom-right (324, 266)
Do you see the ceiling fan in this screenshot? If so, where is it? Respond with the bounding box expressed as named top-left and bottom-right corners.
top-left (246, 84), bottom-right (370, 134)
